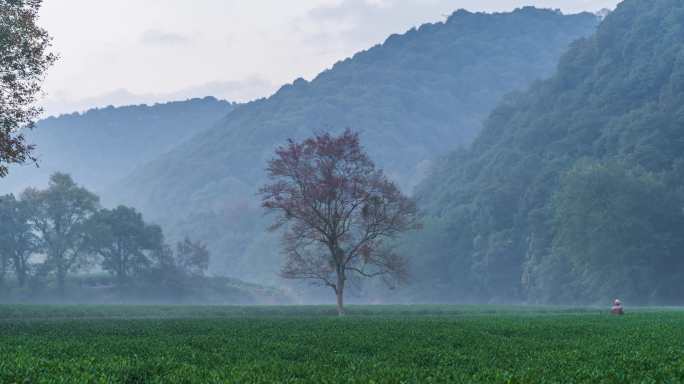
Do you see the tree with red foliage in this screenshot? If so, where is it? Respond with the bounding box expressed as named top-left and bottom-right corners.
top-left (260, 130), bottom-right (420, 315)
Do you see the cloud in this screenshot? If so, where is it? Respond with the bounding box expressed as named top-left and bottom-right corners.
top-left (41, 76), bottom-right (278, 117)
top-left (299, 0), bottom-right (619, 56)
top-left (309, 0), bottom-right (388, 20)
top-left (300, 0), bottom-right (455, 53)
top-left (140, 29), bottom-right (191, 46)
top-left (165, 77), bottom-right (278, 103)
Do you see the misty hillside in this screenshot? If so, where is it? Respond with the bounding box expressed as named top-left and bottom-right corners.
top-left (412, 0), bottom-right (684, 305)
top-left (0, 97), bottom-right (234, 195)
top-left (113, 8), bottom-right (599, 282)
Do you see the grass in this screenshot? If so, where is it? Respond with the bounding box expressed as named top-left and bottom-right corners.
top-left (0, 305), bottom-right (682, 383)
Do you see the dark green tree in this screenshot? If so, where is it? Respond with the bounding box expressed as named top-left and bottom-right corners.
top-left (175, 237), bottom-right (210, 277)
top-left (22, 173), bottom-right (99, 296)
top-left (152, 243), bottom-right (184, 289)
top-left (0, 0), bottom-right (56, 177)
top-left (85, 206), bottom-right (163, 288)
top-left (0, 194), bottom-right (36, 288)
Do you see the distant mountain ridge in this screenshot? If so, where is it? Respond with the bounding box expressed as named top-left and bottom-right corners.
top-left (111, 8), bottom-right (599, 283)
top-left (0, 97), bottom-right (234, 196)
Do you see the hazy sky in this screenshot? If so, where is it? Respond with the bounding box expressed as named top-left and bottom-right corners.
top-left (39, 0), bottom-right (619, 116)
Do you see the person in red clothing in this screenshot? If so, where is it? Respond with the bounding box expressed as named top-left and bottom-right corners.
top-left (611, 299), bottom-right (624, 315)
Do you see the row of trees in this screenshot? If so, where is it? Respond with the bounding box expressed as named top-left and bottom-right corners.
top-left (0, 173), bottom-right (209, 299)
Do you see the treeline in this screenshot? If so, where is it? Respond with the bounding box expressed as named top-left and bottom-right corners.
top-left (0, 173), bottom-right (210, 302)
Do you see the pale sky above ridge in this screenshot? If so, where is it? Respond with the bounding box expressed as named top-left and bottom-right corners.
top-left (39, 0), bottom-right (620, 116)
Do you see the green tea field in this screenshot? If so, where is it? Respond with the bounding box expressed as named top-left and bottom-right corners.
top-left (1, 305), bottom-right (683, 383)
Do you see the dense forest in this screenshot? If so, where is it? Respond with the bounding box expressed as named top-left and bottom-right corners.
top-left (0, 97), bottom-right (233, 196)
top-left (112, 8), bottom-right (599, 283)
top-left (412, 0), bottom-right (684, 305)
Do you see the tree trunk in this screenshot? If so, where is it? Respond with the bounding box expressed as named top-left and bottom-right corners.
top-left (117, 269), bottom-right (126, 298)
top-left (57, 264), bottom-right (66, 298)
top-left (0, 257), bottom-right (7, 294)
top-left (335, 269), bottom-right (345, 316)
top-left (17, 267), bottom-right (25, 288)
top-left (14, 255), bottom-right (26, 287)
top-left (336, 288), bottom-right (345, 316)
top-left (118, 252), bottom-right (125, 289)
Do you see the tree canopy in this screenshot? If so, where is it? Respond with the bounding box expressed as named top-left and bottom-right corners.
top-left (261, 130), bottom-right (419, 314)
top-left (0, 0), bottom-right (56, 177)
top-left (85, 206), bottom-right (164, 288)
top-left (0, 194), bottom-right (35, 288)
top-left (21, 173), bottom-right (99, 295)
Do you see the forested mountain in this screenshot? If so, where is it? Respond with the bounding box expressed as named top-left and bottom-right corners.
top-left (0, 97), bottom-right (234, 195)
top-left (113, 8), bottom-right (599, 282)
top-left (414, 0), bottom-right (684, 305)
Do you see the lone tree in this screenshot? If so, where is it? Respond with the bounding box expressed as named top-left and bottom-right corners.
top-left (0, 0), bottom-right (56, 177)
top-left (260, 130), bottom-right (420, 315)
